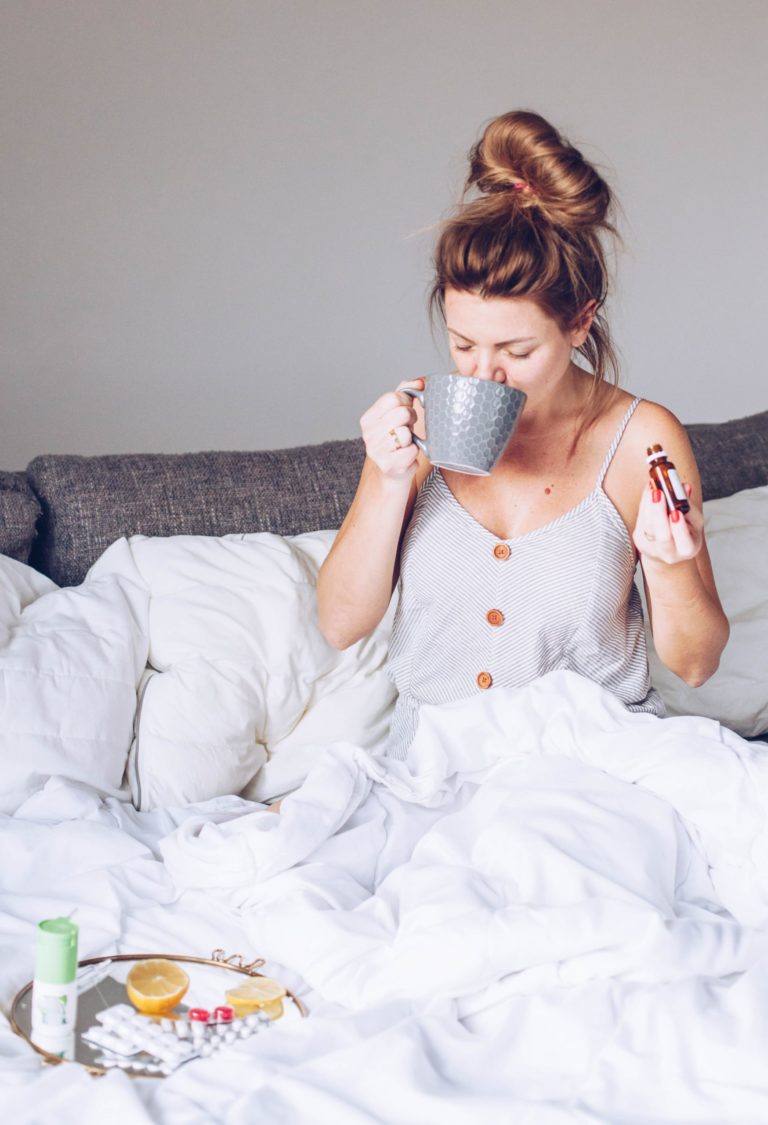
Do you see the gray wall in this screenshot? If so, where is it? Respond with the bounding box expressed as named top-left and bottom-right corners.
top-left (2, 0), bottom-right (766, 469)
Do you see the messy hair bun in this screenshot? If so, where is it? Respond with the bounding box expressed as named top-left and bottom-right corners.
top-left (432, 110), bottom-right (620, 406)
top-left (466, 110), bottom-right (613, 231)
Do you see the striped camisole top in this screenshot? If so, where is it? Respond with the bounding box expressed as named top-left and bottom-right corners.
top-left (384, 396), bottom-right (665, 760)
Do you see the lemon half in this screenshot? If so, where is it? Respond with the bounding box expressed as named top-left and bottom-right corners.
top-left (126, 959), bottom-right (190, 1015)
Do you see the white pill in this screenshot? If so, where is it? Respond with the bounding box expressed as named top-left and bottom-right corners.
top-left (175, 1022), bottom-right (190, 1038)
top-left (97, 1004), bottom-right (131, 1024)
top-left (224, 1031), bottom-right (237, 1043)
top-left (238, 1025), bottom-right (252, 1038)
top-left (84, 1028), bottom-right (131, 1054)
top-left (200, 1042), bottom-right (214, 1056)
top-left (157, 1040), bottom-right (176, 1056)
top-left (244, 1014), bottom-right (259, 1028)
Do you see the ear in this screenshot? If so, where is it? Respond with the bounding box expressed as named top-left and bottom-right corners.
top-left (569, 300), bottom-right (598, 347)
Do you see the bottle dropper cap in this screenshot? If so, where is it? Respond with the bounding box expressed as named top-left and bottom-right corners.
top-left (35, 918), bottom-right (79, 985)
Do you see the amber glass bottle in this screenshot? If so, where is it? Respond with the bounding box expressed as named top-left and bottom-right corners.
top-left (646, 445), bottom-right (690, 514)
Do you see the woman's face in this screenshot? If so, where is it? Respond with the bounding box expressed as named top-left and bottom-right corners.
top-left (443, 289), bottom-right (591, 401)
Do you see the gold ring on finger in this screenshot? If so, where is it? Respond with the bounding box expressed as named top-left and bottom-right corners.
top-left (388, 427), bottom-right (403, 451)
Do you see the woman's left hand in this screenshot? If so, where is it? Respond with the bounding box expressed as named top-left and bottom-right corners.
top-left (632, 482), bottom-right (704, 563)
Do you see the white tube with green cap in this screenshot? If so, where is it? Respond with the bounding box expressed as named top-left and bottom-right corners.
top-left (31, 917), bottom-right (79, 1039)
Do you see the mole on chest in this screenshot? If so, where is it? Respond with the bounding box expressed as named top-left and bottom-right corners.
top-left (448, 471), bottom-right (586, 536)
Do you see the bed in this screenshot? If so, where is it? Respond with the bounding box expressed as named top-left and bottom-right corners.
top-left (1, 410), bottom-right (767, 1122)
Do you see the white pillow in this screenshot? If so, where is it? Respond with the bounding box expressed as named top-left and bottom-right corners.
top-left (88, 531), bottom-right (396, 810)
top-left (0, 552), bottom-right (149, 813)
top-left (642, 485), bottom-right (768, 738)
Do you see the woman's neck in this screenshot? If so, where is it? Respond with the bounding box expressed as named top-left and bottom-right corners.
top-left (513, 364), bottom-right (593, 435)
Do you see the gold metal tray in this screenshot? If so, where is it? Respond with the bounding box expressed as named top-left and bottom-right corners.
top-left (10, 950), bottom-right (308, 1077)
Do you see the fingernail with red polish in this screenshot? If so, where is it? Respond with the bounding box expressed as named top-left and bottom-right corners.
top-left (670, 509), bottom-right (681, 523)
top-left (652, 489), bottom-right (662, 503)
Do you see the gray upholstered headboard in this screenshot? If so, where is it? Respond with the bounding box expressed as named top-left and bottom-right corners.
top-left (26, 440), bottom-right (366, 586)
top-left (0, 471), bottom-right (41, 565)
top-left (686, 410), bottom-right (768, 500)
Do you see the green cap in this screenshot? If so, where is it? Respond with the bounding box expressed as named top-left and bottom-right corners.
top-left (35, 918), bottom-right (79, 984)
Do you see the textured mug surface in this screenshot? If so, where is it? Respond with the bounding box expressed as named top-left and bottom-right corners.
top-left (403, 373), bottom-right (527, 475)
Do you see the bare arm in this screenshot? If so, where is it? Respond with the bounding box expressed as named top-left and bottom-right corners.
top-left (317, 380), bottom-right (430, 649)
top-left (631, 406), bottom-right (729, 686)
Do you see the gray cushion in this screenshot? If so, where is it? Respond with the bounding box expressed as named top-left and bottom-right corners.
top-left (27, 440), bottom-right (365, 587)
top-left (686, 409), bottom-right (768, 501)
top-left (0, 471), bottom-right (41, 563)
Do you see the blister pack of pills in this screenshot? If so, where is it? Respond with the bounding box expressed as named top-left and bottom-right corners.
top-left (82, 1003), bottom-right (272, 1074)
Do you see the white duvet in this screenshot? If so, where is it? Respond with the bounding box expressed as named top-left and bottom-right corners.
top-left (2, 503), bottom-right (768, 1123)
top-left (3, 673), bottom-right (768, 1122)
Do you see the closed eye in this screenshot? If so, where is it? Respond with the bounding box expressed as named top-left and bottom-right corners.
top-left (452, 341), bottom-right (533, 359)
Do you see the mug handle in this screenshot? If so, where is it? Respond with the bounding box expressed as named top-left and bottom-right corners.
top-left (400, 387), bottom-right (428, 458)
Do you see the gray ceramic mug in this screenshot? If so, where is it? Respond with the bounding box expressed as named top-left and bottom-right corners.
top-left (402, 373), bottom-right (527, 475)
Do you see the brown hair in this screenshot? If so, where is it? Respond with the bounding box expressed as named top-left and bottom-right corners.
top-left (431, 110), bottom-right (621, 425)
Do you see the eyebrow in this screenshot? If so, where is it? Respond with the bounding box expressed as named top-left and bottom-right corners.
top-left (447, 328), bottom-right (538, 347)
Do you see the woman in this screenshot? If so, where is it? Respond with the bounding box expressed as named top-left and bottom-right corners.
top-left (317, 110), bottom-right (729, 761)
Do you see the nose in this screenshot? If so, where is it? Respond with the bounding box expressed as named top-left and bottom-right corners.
top-left (469, 354), bottom-right (506, 383)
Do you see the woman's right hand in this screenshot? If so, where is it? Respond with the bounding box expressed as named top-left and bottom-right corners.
top-left (359, 378), bottom-right (424, 479)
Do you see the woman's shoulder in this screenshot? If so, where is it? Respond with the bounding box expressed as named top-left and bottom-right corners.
top-left (596, 386), bottom-right (684, 434)
top-left (621, 395), bottom-right (696, 468)
top-left (604, 392), bottom-right (702, 510)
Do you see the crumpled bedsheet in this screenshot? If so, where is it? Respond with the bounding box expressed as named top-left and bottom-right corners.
top-left (3, 671), bottom-right (768, 1123)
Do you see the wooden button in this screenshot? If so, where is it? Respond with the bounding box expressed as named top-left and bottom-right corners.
top-left (477, 671), bottom-right (493, 690)
top-left (486, 609), bottom-right (504, 627)
top-left (492, 543), bottom-right (510, 560)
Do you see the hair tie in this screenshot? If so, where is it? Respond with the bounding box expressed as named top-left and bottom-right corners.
top-left (477, 178), bottom-right (534, 198)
